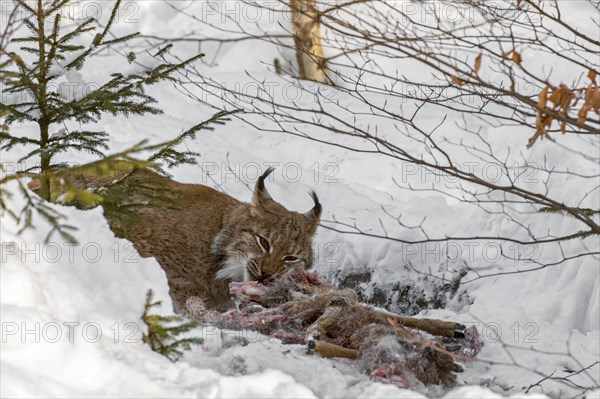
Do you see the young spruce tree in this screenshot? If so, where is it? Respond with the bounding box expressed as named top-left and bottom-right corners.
top-left (0, 0), bottom-right (206, 201)
top-left (1, 0), bottom-right (237, 241)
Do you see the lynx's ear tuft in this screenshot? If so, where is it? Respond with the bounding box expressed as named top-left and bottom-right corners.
top-left (304, 190), bottom-right (322, 231)
top-left (253, 167), bottom-right (276, 209)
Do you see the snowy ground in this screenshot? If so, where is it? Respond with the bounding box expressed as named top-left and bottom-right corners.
top-left (1, 0), bottom-right (599, 398)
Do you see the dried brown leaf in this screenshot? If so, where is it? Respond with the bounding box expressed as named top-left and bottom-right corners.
top-left (474, 54), bottom-right (482, 77)
top-left (561, 85), bottom-right (573, 109)
top-left (578, 104), bottom-right (592, 125)
top-left (582, 86), bottom-right (600, 117)
top-left (549, 84), bottom-right (573, 111)
top-left (450, 74), bottom-right (464, 86)
top-left (512, 51), bottom-right (522, 66)
top-left (538, 86), bottom-right (549, 109)
top-left (588, 69), bottom-right (597, 84)
top-left (591, 87), bottom-right (600, 114)
top-left (549, 87), bottom-right (560, 107)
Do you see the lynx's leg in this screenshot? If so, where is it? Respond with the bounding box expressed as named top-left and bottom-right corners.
top-left (168, 276), bottom-right (202, 314)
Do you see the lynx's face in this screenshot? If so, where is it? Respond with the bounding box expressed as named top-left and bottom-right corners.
top-left (213, 167), bottom-right (321, 283)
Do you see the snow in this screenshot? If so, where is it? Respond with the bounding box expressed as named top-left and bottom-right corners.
top-left (1, 0), bottom-right (599, 398)
top-left (1, 200), bottom-right (495, 398)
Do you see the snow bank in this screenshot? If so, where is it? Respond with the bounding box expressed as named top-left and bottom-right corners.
top-left (1, 181), bottom-right (558, 398)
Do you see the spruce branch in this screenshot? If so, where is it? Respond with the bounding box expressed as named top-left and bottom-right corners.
top-left (0, 132), bottom-right (41, 151)
top-left (1, 0), bottom-right (233, 242)
top-left (539, 206), bottom-right (600, 219)
top-left (2, 139), bottom-right (187, 241)
top-left (141, 289), bottom-right (203, 362)
top-left (148, 109), bottom-right (242, 173)
top-left (2, 178), bottom-right (79, 244)
top-left (64, 0), bottom-right (129, 70)
top-left (0, 0), bottom-right (209, 181)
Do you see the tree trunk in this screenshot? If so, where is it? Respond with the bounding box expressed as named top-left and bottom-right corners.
top-left (290, 0), bottom-right (327, 83)
top-left (38, 119), bottom-right (51, 201)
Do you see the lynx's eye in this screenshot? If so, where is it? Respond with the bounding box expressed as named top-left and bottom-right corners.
top-left (255, 235), bottom-right (270, 253)
top-left (283, 256), bottom-right (300, 263)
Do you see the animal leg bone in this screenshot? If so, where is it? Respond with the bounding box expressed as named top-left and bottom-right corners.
top-left (308, 338), bottom-right (359, 360)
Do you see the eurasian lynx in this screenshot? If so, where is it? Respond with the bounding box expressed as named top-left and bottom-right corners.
top-left (98, 166), bottom-right (322, 311)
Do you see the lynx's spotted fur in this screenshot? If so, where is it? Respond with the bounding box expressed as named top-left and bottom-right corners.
top-left (96, 166), bottom-right (321, 311)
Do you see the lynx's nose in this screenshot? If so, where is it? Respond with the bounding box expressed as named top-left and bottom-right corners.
top-left (259, 271), bottom-right (270, 283)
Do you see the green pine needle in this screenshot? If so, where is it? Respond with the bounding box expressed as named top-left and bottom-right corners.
top-left (141, 289), bottom-right (203, 362)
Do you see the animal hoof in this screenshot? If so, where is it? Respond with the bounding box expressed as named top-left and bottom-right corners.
top-left (241, 301), bottom-right (265, 314)
top-left (306, 331), bottom-right (320, 353)
top-left (453, 324), bottom-right (466, 339)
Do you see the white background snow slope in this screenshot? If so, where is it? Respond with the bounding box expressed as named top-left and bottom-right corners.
top-left (1, 0), bottom-right (599, 398)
